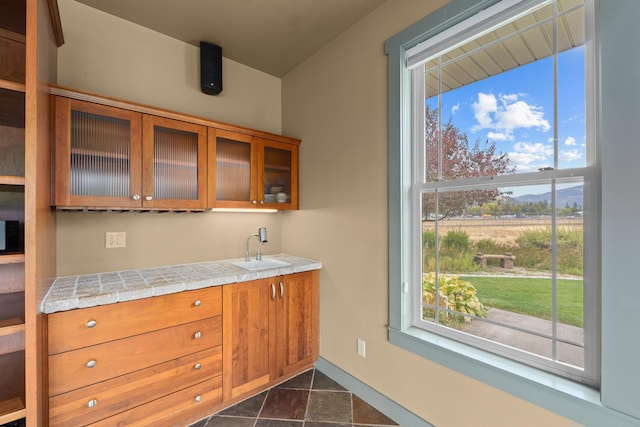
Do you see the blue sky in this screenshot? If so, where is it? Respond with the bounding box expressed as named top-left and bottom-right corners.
top-left (427, 45), bottom-right (586, 175)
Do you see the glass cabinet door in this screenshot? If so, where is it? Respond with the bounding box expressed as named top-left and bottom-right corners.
top-left (259, 138), bottom-right (298, 210)
top-left (208, 129), bottom-right (257, 208)
top-left (142, 116), bottom-right (207, 209)
top-left (54, 97), bottom-right (142, 208)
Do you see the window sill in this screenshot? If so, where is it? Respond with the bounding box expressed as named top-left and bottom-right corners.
top-left (389, 326), bottom-right (637, 426)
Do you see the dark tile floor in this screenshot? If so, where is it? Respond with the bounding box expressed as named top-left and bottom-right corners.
top-left (188, 369), bottom-right (399, 427)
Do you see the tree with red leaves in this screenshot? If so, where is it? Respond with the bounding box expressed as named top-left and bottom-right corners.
top-left (422, 105), bottom-right (514, 219)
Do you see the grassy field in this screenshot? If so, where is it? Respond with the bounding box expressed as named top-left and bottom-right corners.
top-left (461, 275), bottom-right (584, 327)
top-left (424, 217), bottom-right (583, 245)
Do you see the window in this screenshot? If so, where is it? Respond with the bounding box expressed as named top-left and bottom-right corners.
top-left (390, 0), bottom-right (598, 387)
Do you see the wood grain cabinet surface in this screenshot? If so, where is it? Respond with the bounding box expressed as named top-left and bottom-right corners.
top-left (46, 271), bottom-right (319, 426)
top-left (51, 88), bottom-right (301, 211)
top-left (223, 270), bottom-right (319, 400)
top-left (0, 0), bottom-right (60, 424)
top-left (47, 287), bottom-right (223, 426)
top-left (208, 129), bottom-right (299, 210)
top-left (53, 97), bottom-right (207, 210)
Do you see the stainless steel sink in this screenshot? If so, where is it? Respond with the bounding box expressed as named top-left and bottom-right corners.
top-left (231, 258), bottom-right (291, 271)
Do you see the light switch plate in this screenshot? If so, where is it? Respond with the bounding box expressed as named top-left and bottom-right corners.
top-left (106, 231), bottom-right (126, 248)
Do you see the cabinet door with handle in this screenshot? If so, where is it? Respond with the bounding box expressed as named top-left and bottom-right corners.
top-left (222, 279), bottom-right (276, 400)
top-left (142, 116), bottom-right (207, 209)
top-left (54, 97), bottom-right (143, 208)
top-left (208, 128), bottom-right (258, 208)
top-left (276, 270), bottom-right (319, 378)
top-left (259, 138), bottom-right (298, 210)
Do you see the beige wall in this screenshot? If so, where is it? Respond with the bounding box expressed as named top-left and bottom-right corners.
top-left (55, 0), bottom-right (285, 276)
top-left (56, 0), bottom-right (281, 135)
top-left (281, 1), bottom-right (575, 426)
top-left (55, 0), bottom-right (577, 424)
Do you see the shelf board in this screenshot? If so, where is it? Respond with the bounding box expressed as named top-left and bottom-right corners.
top-left (0, 318), bottom-right (24, 337)
top-left (0, 176), bottom-right (25, 187)
top-left (0, 254), bottom-right (25, 265)
top-left (0, 397), bottom-right (25, 425)
top-left (0, 79), bottom-right (25, 93)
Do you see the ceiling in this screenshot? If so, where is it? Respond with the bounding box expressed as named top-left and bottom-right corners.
top-left (75, 0), bottom-right (386, 78)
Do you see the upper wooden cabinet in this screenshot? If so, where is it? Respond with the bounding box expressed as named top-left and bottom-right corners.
top-left (54, 97), bottom-right (207, 209)
top-left (142, 115), bottom-right (207, 209)
top-left (52, 89), bottom-right (301, 211)
top-left (208, 129), bottom-right (298, 210)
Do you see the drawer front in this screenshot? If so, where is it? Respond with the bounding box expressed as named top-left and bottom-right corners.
top-left (87, 376), bottom-right (222, 427)
top-left (49, 346), bottom-right (222, 427)
top-left (49, 316), bottom-right (222, 396)
top-left (48, 286), bottom-right (222, 355)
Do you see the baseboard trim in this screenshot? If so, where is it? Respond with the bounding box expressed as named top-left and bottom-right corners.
top-left (314, 357), bottom-right (434, 427)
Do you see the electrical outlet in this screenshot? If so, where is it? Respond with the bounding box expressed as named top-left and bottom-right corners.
top-left (106, 232), bottom-right (126, 248)
top-left (357, 338), bottom-right (366, 358)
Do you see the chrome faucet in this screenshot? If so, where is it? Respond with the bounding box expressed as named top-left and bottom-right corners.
top-left (244, 227), bottom-right (268, 261)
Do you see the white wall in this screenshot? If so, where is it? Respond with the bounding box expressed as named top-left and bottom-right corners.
top-left (281, 1), bottom-right (577, 426)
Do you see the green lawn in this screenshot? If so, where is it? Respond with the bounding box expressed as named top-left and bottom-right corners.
top-left (460, 276), bottom-right (584, 327)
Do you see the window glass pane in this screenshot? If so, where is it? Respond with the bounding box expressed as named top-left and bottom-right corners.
top-left (422, 2), bottom-right (586, 180)
top-left (558, 45), bottom-right (587, 169)
top-left (420, 180), bottom-right (584, 368)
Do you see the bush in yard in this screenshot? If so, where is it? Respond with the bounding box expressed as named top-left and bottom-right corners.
top-left (513, 227), bottom-right (583, 275)
top-left (422, 272), bottom-right (487, 324)
top-left (423, 230), bottom-right (436, 249)
top-left (475, 238), bottom-right (500, 254)
top-left (441, 228), bottom-right (470, 252)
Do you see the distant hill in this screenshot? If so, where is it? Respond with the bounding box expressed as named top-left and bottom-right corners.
top-left (509, 185), bottom-right (583, 207)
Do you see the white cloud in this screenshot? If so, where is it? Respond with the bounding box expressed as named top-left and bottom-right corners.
top-left (564, 136), bottom-right (577, 146)
top-left (471, 92), bottom-right (551, 140)
top-left (495, 100), bottom-right (550, 132)
top-left (451, 104), bottom-right (460, 115)
top-left (472, 93), bottom-right (497, 129)
top-left (487, 131), bottom-right (511, 141)
top-left (508, 141), bottom-right (553, 171)
top-left (560, 149), bottom-right (582, 162)
top-left (513, 141), bottom-right (554, 156)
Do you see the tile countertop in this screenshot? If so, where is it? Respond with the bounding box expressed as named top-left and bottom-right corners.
top-left (42, 254), bottom-right (322, 314)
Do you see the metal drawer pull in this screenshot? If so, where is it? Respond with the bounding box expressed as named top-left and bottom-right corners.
top-left (87, 399), bottom-right (98, 408)
top-left (279, 282), bottom-right (284, 299)
top-left (194, 363), bottom-right (202, 370)
top-left (86, 320), bottom-right (97, 328)
top-left (86, 360), bottom-right (97, 368)
top-left (194, 300), bottom-right (202, 307)
top-left (195, 395), bottom-right (202, 403)
top-left (271, 283), bottom-right (276, 300)
top-left (145, 195), bottom-right (153, 201)
top-left (194, 331), bottom-right (202, 339)
top-left (132, 194), bottom-right (140, 201)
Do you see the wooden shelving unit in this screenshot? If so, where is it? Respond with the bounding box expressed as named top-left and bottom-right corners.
top-left (0, 1), bottom-right (27, 422)
top-left (0, 0), bottom-right (60, 425)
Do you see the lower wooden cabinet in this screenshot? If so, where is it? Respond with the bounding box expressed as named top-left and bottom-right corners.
top-left (49, 347), bottom-right (222, 427)
top-left (46, 270), bottom-right (319, 426)
top-left (47, 287), bottom-right (223, 427)
top-left (223, 270), bottom-right (319, 400)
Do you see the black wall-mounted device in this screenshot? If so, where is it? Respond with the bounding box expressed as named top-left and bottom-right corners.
top-left (200, 41), bottom-right (223, 95)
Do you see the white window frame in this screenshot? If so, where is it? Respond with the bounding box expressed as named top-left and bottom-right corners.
top-left (405, 0), bottom-right (599, 386)
top-left (383, 0), bottom-right (629, 424)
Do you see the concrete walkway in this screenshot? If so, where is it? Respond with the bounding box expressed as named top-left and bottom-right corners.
top-left (463, 308), bottom-right (584, 367)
